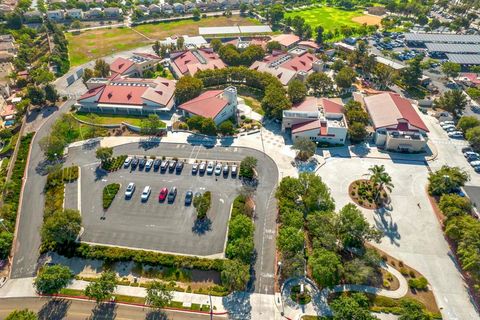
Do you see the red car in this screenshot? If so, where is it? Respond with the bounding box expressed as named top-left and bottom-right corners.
top-left (158, 187), bottom-right (168, 201)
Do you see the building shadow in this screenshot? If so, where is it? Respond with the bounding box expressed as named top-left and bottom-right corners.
top-left (37, 298), bottom-right (71, 320)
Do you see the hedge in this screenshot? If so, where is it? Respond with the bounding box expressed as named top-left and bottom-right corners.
top-left (225, 195), bottom-right (255, 264)
top-left (408, 277), bottom-right (428, 291)
top-left (102, 155), bottom-right (127, 172)
top-left (73, 243), bottom-right (226, 271)
top-left (103, 183), bottom-right (120, 209)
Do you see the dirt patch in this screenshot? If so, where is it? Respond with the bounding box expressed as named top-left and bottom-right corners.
top-left (351, 14), bottom-right (382, 26)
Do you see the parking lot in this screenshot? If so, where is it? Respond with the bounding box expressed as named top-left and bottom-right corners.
top-left (78, 157), bottom-right (242, 257)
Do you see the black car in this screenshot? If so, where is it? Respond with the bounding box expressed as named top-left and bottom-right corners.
top-left (131, 157), bottom-right (139, 169)
top-left (168, 160), bottom-right (177, 172)
top-left (139, 158), bottom-right (146, 169)
top-left (160, 160), bottom-right (168, 172)
top-left (167, 187), bottom-right (177, 203)
top-left (176, 161), bottom-right (184, 173)
top-left (153, 159), bottom-right (161, 170)
top-left (462, 146), bottom-right (473, 153)
top-left (185, 191), bottom-right (193, 205)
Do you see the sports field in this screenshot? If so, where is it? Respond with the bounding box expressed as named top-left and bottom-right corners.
top-left (67, 16), bottom-right (261, 66)
top-left (285, 6), bottom-right (380, 33)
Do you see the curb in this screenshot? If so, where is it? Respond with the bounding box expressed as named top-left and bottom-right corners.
top-left (40, 293), bottom-right (229, 315)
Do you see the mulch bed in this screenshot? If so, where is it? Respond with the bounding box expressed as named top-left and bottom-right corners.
top-left (349, 179), bottom-right (389, 210)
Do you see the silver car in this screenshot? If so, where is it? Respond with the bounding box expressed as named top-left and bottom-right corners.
top-left (206, 161), bottom-right (214, 174)
top-left (125, 182), bottom-right (135, 198)
top-left (141, 186), bottom-right (151, 202)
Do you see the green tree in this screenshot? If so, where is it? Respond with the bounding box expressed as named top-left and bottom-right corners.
top-left (241, 45), bottom-right (265, 65)
top-left (44, 84), bottom-right (58, 104)
top-left (399, 299), bottom-right (432, 320)
top-left (348, 122), bottom-right (368, 143)
top-left (177, 36), bottom-right (185, 50)
top-left (85, 271), bottom-right (117, 303)
top-left (466, 126), bottom-right (480, 151)
top-left (152, 41), bottom-right (161, 56)
top-left (269, 4), bottom-right (284, 25)
top-left (368, 164), bottom-right (394, 202)
top-left (335, 66), bottom-right (356, 90)
top-left (210, 39), bottom-right (223, 52)
top-left (193, 191), bottom-right (211, 219)
top-left (200, 118), bottom-right (217, 136)
top-left (0, 231), bottom-right (13, 259)
top-left (192, 8), bottom-right (201, 20)
top-left (266, 41), bottom-right (282, 53)
top-left (330, 293), bottom-right (377, 320)
top-left (401, 56), bottom-right (422, 88)
top-left (226, 214), bottom-right (254, 263)
top-left (34, 264), bottom-right (73, 294)
top-left (441, 62), bottom-right (461, 78)
top-left (140, 114), bottom-right (164, 136)
top-left (439, 194), bottom-right (472, 219)
top-left (277, 226), bottom-right (304, 255)
top-left (5, 309), bottom-right (37, 320)
top-left (221, 259), bottom-right (249, 291)
top-left (434, 90), bottom-right (467, 118)
top-left (82, 68), bottom-right (95, 84)
top-left (146, 281), bottom-right (173, 308)
top-left (218, 120), bottom-right (234, 136)
top-left (39, 134), bottom-right (66, 160)
top-left (466, 87), bottom-right (480, 100)
top-left (26, 85), bottom-right (45, 105)
top-left (332, 59), bottom-right (345, 72)
top-left (186, 115), bottom-right (204, 131)
top-left (315, 26), bottom-right (324, 44)
top-left (175, 76), bottom-right (203, 104)
top-left (95, 147), bottom-right (113, 163)
top-left (94, 59), bottom-right (110, 78)
top-left (428, 166), bottom-right (469, 196)
top-left (261, 85), bottom-right (291, 119)
top-left (293, 137), bottom-right (316, 160)
top-left (41, 209), bottom-right (82, 250)
top-left (337, 203), bottom-right (382, 249)
top-left (239, 156), bottom-right (257, 179)
top-left (306, 72), bottom-right (334, 96)
top-left (287, 79), bottom-right (307, 104)
top-left (373, 63), bottom-right (396, 89)
top-left (457, 116), bottom-right (480, 133)
top-left (309, 248), bottom-right (341, 288)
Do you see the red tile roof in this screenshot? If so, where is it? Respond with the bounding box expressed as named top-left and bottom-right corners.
top-left (110, 57), bottom-right (134, 75)
top-left (460, 73), bottom-right (480, 85)
top-left (298, 40), bottom-right (320, 50)
top-left (78, 85), bottom-right (104, 100)
top-left (178, 90), bottom-right (229, 119)
top-left (321, 98), bottom-right (344, 114)
top-left (292, 119), bottom-right (321, 134)
top-left (271, 34), bottom-right (300, 47)
top-left (292, 97), bottom-right (318, 112)
top-left (98, 85), bottom-right (146, 105)
top-left (281, 52), bottom-right (317, 72)
top-left (172, 49), bottom-right (225, 76)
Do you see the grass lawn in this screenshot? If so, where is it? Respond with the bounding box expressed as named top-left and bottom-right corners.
top-left (285, 6), bottom-right (380, 37)
top-left (67, 16), bottom-right (261, 66)
top-left (240, 95), bottom-right (264, 116)
top-left (74, 112), bottom-right (166, 127)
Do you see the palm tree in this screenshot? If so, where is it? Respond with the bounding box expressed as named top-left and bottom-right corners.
top-left (368, 165), bottom-right (394, 202)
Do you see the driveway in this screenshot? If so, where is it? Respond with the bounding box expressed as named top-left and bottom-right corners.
top-left (316, 156), bottom-right (479, 320)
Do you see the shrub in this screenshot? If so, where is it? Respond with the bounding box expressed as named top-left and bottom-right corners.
top-left (103, 183), bottom-right (120, 209)
top-left (408, 277), bottom-right (428, 290)
top-left (239, 156), bottom-right (257, 179)
top-left (400, 267), bottom-right (409, 276)
top-left (102, 155), bottom-right (127, 172)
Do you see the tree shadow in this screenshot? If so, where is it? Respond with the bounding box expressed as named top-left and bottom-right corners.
top-left (35, 159), bottom-right (64, 176)
top-left (191, 217), bottom-right (212, 235)
top-left (222, 291), bottom-right (252, 320)
top-left (219, 136), bottom-right (234, 146)
top-left (88, 302), bottom-right (117, 320)
top-left (139, 138), bottom-right (160, 150)
top-left (186, 135), bottom-right (216, 148)
top-left (94, 166), bottom-right (108, 181)
top-left (37, 298), bottom-right (71, 320)
top-left (145, 310), bottom-right (169, 320)
top-left (373, 207), bottom-right (401, 247)
top-left (82, 138), bottom-right (101, 150)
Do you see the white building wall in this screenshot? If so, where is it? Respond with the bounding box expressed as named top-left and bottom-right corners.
top-left (293, 127), bottom-right (347, 144)
top-left (213, 103), bottom-right (236, 125)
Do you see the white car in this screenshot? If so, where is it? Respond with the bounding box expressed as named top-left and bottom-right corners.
top-left (145, 159), bottom-right (153, 170)
top-left (464, 151), bottom-right (480, 158)
top-left (445, 126), bottom-right (457, 132)
top-left (442, 124), bottom-right (456, 130)
top-left (199, 161), bottom-right (206, 173)
top-left (123, 157), bottom-right (132, 168)
top-left (141, 186), bottom-right (151, 201)
top-left (440, 121), bottom-right (454, 126)
top-left (214, 163), bottom-right (222, 175)
top-left (448, 131), bottom-right (464, 138)
top-left (206, 161), bottom-right (214, 174)
top-left (124, 182), bottom-right (135, 198)
top-left (470, 160), bottom-right (480, 167)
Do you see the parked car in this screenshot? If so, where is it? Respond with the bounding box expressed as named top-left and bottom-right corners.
top-left (470, 160), bottom-right (480, 167)
top-left (206, 161), bottom-right (214, 174)
top-left (176, 161), bottom-right (184, 173)
top-left (448, 131), bottom-right (464, 138)
top-left (464, 151), bottom-right (479, 158)
top-left (131, 157), bottom-right (139, 169)
top-left (139, 158), bottom-right (146, 169)
top-left (168, 160), bottom-right (177, 172)
top-left (440, 120), bottom-right (455, 126)
top-left (442, 124), bottom-right (455, 130)
top-left (231, 164), bottom-right (238, 177)
top-left (462, 146), bottom-right (473, 153)
top-left (223, 164), bottom-right (229, 175)
top-left (468, 155), bottom-right (480, 162)
top-left (168, 187), bottom-right (177, 203)
top-left (158, 187), bottom-right (168, 201)
top-left (141, 186), bottom-right (151, 201)
top-left (214, 163), bottom-right (222, 175)
top-left (145, 159), bottom-right (153, 171)
top-left (185, 190), bottom-right (193, 205)
top-left (199, 161), bottom-right (206, 174)
top-left (445, 127), bottom-right (457, 133)
top-left (474, 165), bottom-right (480, 173)
top-left (124, 157), bottom-right (132, 168)
top-left (160, 160), bottom-right (168, 172)
top-left (153, 159), bottom-right (161, 170)
top-left (124, 182), bottom-right (135, 198)
top-left (192, 163), bottom-right (199, 174)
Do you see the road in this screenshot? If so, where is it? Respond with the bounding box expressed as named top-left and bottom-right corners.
top-left (10, 100), bottom-right (76, 279)
top-left (0, 297), bottom-right (226, 320)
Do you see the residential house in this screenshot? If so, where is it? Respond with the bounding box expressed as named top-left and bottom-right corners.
top-left (361, 92), bottom-right (429, 152)
top-left (109, 53), bottom-right (161, 78)
top-left (0, 4), bottom-right (14, 14)
top-left (0, 62), bottom-right (13, 98)
top-left (226, 0), bottom-right (239, 9)
top-left (47, 10), bottom-right (65, 21)
top-left (136, 4), bottom-right (149, 14)
top-left (104, 7), bottom-right (122, 18)
top-left (23, 10), bottom-right (43, 22)
top-left (457, 73), bottom-right (480, 87)
top-left (250, 47), bottom-right (321, 85)
top-left (161, 35), bottom-right (208, 49)
top-left (79, 0), bottom-right (105, 4)
top-left (148, 4), bottom-right (162, 13)
top-left (0, 35), bottom-right (16, 54)
top-left (77, 77), bottom-right (176, 114)
top-left (66, 9), bottom-right (83, 19)
top-left (270, 34), bottom-right (301, 50)
top-left (162, 3), bottom-right (173, 14)
top-left (178, 86), bottom-right (238, 125)
top-left (172, 2), bottom-right (185, 13)
top-left (184, 1), bottom-right (195, 12)
top-left (85, 7), bottom-right (103, 18)
top-left (170, 48), bottom-right (226, 77)
top-left (282, 97), bottom-right (348, 144)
